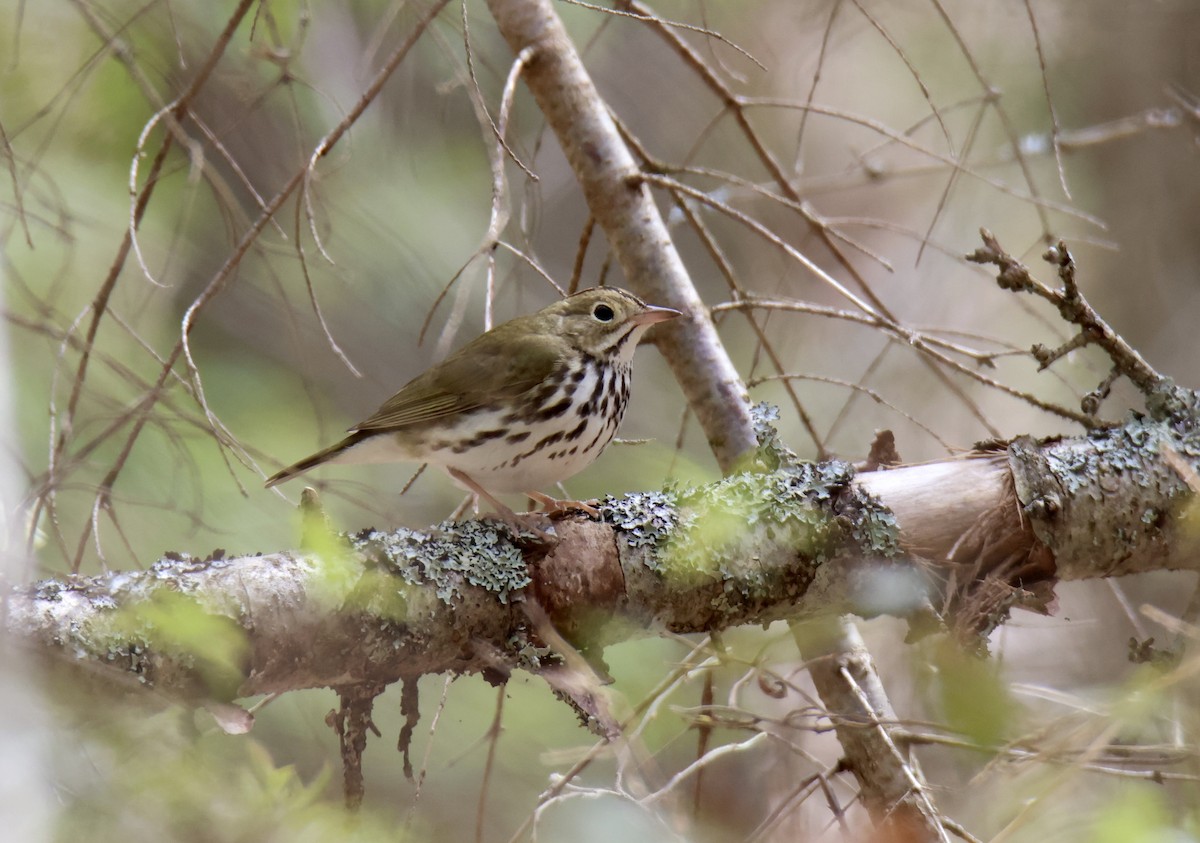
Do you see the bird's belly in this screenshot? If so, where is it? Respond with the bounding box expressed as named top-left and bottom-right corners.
top-left (423, 404), bottom-right (625, 494)
top-left (439, 413), bottom-right (624, 492)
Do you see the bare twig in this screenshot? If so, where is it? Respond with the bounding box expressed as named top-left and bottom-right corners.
top-left (966, 229), bottom-right (1168, 404)
top-left (714, 297), bottom-right (1096, 427)
top-left (475, 683), bottom-right (506, 843)
top-left (1022, 0), bottom-right (1071, 199)
top-left (68, 0), bottom-right (452, 570)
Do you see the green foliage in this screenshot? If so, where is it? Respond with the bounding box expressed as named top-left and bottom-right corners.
top-left (933, 640), bottom-right (1014, 749)
top-left (54, 710), bottom-right (408, 843)
top-left (301, 508), bottom-right (366, 611)
top-left (110, 589), bottom-right (249, 700)
top-left (1090, 787), bottom-right (1173, 843)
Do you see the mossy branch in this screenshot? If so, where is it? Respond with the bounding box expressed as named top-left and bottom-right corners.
top-left (11, 402), bottom-right (1200, 704)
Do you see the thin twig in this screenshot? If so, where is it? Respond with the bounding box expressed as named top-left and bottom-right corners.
top-left (70, 0), bottom-right (452, 570)
top-left (966, 229), bottom-right (1166, 401)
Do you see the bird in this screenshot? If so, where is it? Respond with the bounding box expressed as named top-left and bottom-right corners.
top-left (265, 287), bottom-right (680, 527)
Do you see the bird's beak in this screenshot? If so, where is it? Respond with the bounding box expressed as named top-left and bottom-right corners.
top-left (632, 304), bottom-right (682, 326)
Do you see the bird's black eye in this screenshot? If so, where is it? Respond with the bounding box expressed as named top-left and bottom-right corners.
top-left (592, 303), bottom-right (615, 322)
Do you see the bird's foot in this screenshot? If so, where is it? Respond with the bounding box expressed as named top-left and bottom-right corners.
top-left (526, 491), bottom-right (600, 519)
top-left (489, 499), bottom-right (559, 545)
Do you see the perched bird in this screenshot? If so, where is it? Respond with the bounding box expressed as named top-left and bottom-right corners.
top-left (265, 287), bottom-right (680, 524)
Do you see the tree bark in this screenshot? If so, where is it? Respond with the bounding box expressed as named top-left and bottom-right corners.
top-left (14, 407), bottom-right (1198, 697)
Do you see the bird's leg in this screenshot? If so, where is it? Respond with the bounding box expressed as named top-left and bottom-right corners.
top-left (447, 468), bottom-right (518, 520)
top-left (526, 490), bottom-right (600, 518)
top-left (448, 468), bottom-right (553, 539)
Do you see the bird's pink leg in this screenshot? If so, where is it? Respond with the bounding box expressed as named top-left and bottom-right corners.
top-left (448, 468), bottom-right (553, 539)
top-left (526, 490), bottom-right (600, 518)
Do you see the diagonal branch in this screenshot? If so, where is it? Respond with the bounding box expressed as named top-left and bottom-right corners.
top-left (485, 0), bottom-right (756, 470)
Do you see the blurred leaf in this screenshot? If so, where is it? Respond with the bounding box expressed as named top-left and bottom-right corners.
top-left (1091, 787), bottom-right (1171, 843)
top-left (204, 700), bottom-right (255, 735)
top-left (934, 640), bottom-right (1013, 748)
top-left (54, 704), bottom-right (407, 843)
top-left (300, 506), bottom-right (365, 611)
top-left (112, 589), bottom-right (249, 699)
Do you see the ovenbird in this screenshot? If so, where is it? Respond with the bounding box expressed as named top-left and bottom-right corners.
top-left (265, 287), bottom-right (680, 523)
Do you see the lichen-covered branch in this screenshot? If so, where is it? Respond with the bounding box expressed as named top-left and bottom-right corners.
top-left (10, 444), bottom-right (899, 702)
top-left (12, 403), bottom-right (1200, 702)
top-left (1009, 416), bottom-right (1200, 580)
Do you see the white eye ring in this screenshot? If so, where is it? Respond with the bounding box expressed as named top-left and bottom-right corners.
top-left (592, 303), bottom-right (615, 322)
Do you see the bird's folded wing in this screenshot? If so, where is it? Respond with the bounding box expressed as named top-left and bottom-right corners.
top-left (350, 331), bottom-right (562, 432)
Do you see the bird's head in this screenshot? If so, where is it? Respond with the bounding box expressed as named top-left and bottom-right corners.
top-left (546, 287), bottom-right (680, 361)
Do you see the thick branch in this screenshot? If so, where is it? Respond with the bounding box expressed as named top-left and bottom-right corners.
top-left (14, 460), bottom-right (893, 699)
top-left (13, 408), bottom-right (1200, 699)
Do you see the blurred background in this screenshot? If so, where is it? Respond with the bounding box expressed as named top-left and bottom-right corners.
top-left (2, 0), bottom-right (1200, 840)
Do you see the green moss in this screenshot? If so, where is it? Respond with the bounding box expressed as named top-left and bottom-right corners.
top-left (604, 404), bottom-right (901, 619)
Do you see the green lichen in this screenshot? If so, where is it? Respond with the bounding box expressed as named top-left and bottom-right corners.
top-left (603, 404), bottom-right (901, 615)
top-left (661, 459), bottom-right (870, 588)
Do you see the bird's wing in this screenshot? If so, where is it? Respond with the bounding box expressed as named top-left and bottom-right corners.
top-left (350, 328), bottom-right (563, 432)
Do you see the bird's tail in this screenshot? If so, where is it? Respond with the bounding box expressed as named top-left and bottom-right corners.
top-left (264, 432), bottom-right (369, 488)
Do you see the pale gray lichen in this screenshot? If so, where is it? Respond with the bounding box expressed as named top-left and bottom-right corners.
top-left (1146, 379), bottom-right (1191, 422)
top-left (748, 402), bottom-right (794, 471)
top-left (599, 490), bottom-right (679, 549)
top-left (1024, 403), bottom-right (1200, 574)
top-left (31, 578), bottom-right (67, 602)
top-left (508, 630), bottom-right (555, 673)
top-left (349, 520), bottom-right (530, 604)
